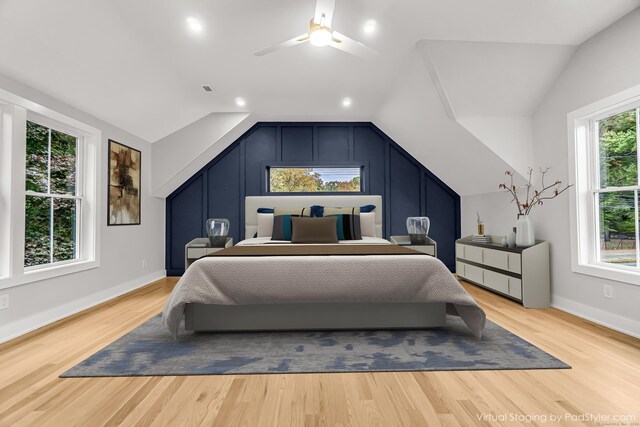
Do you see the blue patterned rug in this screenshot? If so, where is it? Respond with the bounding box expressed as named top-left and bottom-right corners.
top-left (61, 314), bottom-right (569, 377)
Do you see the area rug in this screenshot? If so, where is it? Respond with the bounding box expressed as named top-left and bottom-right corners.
top-left (61, 315), bottom-right (569, 377)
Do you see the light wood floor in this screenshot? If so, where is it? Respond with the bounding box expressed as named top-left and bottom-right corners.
top-left (0, 278), bottom-right (638, 427)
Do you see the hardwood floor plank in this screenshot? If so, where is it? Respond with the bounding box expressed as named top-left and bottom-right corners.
top-left (0, 277), bottom-right (638, 426)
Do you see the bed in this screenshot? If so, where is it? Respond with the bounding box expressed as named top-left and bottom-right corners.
top-left (163, 195), bottom-right (486, 338)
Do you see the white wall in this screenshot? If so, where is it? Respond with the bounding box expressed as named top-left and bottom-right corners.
top-left (152, 112), bottom-right (253, 198)
top-left (462, 9), bottom-right (640, 337)
top-left (373, 52), bottom-right (515, 196)
top-left (0, 73), bottom-right (166, 343)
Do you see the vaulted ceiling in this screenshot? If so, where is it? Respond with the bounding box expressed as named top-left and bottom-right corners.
top-left (1, 0), bottom-right (638, 142)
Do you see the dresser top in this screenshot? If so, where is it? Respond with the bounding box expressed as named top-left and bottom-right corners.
top-left (457, 236), bottom-right (545, 253)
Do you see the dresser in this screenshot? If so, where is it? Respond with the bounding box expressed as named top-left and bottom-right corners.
top-left (455, 236), bottom-right (550, 308)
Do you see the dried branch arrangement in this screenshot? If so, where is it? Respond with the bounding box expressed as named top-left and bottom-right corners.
top-left (499, 167), bottom-right (573, 216)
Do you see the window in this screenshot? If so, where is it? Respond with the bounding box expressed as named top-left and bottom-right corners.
top-left (595, 109), bottom-right (638, 267)
top-left (568, 85), bottom-right (640, 285)
top-left (268, 166), bottom-right (362, 193)
top-left (24, 121), bottom-right (80, 268)
top-left (0, 87), bottom-right (101, 289)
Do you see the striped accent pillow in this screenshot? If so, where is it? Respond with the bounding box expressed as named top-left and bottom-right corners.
top-left (325, 207), bottom-right (362, 240)
top-left (271, 207), bottom-right (310, 240)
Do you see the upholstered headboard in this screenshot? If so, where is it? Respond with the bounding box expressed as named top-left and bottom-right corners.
top-left (245, 195), bottom-right (383, 240)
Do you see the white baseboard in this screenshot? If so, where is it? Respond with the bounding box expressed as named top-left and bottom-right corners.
top-left (0, 270), bottom-right (166, 344)
top-left (552, 296), bottom-right (640, 339)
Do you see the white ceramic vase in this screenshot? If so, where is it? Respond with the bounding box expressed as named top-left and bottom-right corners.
top-left (516, 215), bottom-right (535, 246)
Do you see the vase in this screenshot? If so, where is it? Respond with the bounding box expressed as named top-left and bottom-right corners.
top-left (206, 218), bottom-right (230, 247)
top-left (477, 223), bottom-right (485, 236)
top-left (506, 227), bottom-right (516, 248)
top-left (500, 236), bottom-right (508, 247)
top-left (406, 217), bottom-right (430, 245)
top-left (516, 215), bottom-right (535, 247)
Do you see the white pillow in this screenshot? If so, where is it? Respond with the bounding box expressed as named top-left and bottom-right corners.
top-left (360, 212), bottom-right (376, 237)
top-left (257, 213), bottom-right (274, 237)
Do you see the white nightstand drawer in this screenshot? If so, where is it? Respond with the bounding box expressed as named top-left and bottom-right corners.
top-left (483, 248), bottom-right (508, 270)
top-left (483, 270), bottom-right (509, 294)
top-left (464, 264), bottom-right (484, 284)
top-left (509, 277), bottom-right (522, 299)
top-left (409, 245), bottom-right (435, 256)
top-left (508, 253), bottom-right (521, 274)
top-left (187, 248), bottom-right (206, 258)
top-left (465, 246), bottom-right (483, 263)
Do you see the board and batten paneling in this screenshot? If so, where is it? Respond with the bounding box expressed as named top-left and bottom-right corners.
top-left (166, 123), bottom-right (461, 275)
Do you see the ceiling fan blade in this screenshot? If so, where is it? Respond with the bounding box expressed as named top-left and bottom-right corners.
top-left (330, 31), bottom-right (378, 60)
top-left (314, 0), bottom-right (335, 27)
top-left (254, 34), bottom-right (310, 57)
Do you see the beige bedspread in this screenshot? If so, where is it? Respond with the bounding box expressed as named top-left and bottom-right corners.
top-left (162, 245), bottom-right (486, 338)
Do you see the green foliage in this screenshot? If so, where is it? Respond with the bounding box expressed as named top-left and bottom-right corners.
top-left (270, 168), bottom-right (360, 192)
top-left (598, 109), bottom-right (639, 242)
top-left (24, 121), bottom-right (77, 267)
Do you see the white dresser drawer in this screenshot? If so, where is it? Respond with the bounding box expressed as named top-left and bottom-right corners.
top-left (456, 243), bottom-right (465, 259)
top-left (483, 248), bottom-right (509, 270)
top-left (456, 261), bottom-right (465, 277)
top-left (483, 270), bottom-right (509, 294)
top-left (509, 277), bottom-right (522, 299)
top-left (465, 246), bottom-right (483, 263)
top-left (464, 264), bottom-right (484, 284)
top-left (508, 253), bottom-right (521, 274)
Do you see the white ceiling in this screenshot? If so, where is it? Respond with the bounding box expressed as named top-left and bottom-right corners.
top-left (421, 40), bottom-right (577, 117)
top-left (0, 0), bottom-right (638, 142)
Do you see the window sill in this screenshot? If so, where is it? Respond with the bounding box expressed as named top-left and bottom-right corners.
top-left (0, 259), bottom-right (99, 290)
top-left (572, 262), bottom-right (640, 286)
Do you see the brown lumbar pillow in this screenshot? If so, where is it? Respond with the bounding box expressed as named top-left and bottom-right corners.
top-left (291, 217), bottom-right (339, 243)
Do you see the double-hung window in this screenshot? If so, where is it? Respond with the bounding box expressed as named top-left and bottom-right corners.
top-left (569, 86), bottom-right (640, 285)
top-left (24, 120), bottom-right (81, 268)
top-left (0, 88), bottom-right (100, 289)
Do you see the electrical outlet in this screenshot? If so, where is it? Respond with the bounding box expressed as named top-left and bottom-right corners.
top-left (0, 294), bottom-right (9, 310)
top-left (142, 259), bottom-right (148, 269)
top-left (603, 284), bottom-right (613, 299)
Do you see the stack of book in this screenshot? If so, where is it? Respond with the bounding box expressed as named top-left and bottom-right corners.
top-left (472, 235), bottom-right (492, 243)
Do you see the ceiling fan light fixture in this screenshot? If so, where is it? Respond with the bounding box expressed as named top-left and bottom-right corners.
top-left (309, 28), bottom-right (332, 47)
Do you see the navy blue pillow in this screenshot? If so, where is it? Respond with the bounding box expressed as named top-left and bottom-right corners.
top-left (257, 207), bottom-right (274, 213)
top-left (360, 204), bottom-right (376, 213)
top-left (310, 205), bottom-right (324, 217)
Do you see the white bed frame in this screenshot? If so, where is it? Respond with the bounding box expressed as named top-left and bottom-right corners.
top-left (185, 195), bottom-right (446, 332)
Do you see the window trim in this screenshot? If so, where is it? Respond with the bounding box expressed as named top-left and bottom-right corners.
top-left (0, 88), bottom-right (101, 290)
top-left (568, 83), bottom-right (640, 286)
top-left (262, 162), bottom-right (368, 195)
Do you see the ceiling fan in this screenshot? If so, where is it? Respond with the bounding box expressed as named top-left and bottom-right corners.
top-left (254, 0), bottom-right (378, 60)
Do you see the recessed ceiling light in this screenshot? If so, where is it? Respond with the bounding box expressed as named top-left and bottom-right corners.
top-left (342, 97), bottom-right (352, 107)
top-left (186, 17), bottom-right (203, 33)
top-left (363, 20), bottom-right (377, 34)
top-left (235, 97), bottom-right (246, 107)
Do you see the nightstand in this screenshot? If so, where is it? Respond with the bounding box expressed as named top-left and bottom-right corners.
top-left (185, 237), bottom-right (233, 269)
top-left (390, 235), bottom-right (437, 257)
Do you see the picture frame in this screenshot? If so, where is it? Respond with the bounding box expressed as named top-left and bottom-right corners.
top-left (108, 139), bottom-right (141, 226)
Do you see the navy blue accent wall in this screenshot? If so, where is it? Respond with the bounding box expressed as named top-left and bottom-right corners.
top-left (166, 122), bottom-right (461, 275)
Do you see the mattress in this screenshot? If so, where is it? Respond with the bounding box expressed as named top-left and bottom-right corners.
top-left (162, 238), bottom-right (486, 338)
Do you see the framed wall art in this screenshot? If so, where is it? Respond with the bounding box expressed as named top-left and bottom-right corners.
top-left (108, 140), bottom-right (141, 226)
